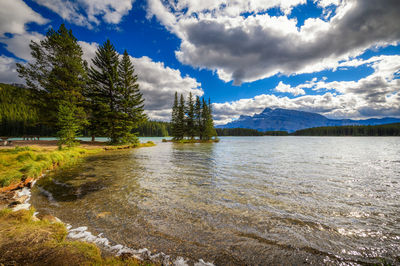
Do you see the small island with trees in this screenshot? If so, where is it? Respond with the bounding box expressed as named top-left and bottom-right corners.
top-left (163, 92), bottom-right (219, 143)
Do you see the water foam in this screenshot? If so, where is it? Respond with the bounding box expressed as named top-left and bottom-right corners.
top-left (37, 186), bottom-right (59, 206)
top-left (67, 225), bottom-right (214, 265)
top-left (12, 186), bottom-right (33, 211)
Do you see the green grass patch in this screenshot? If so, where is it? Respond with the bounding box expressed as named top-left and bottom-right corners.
top-left (0, 146), bottom-right (102, 187)
top-left (0, 142), bottom-right (156, 188)
top-left (104, 141), bottom-right (156, 150)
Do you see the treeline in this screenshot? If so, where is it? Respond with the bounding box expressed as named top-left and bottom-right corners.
top-left (11, 24), bottom-right (145, 146)
top-left (292, 123), bottom-right (400, 136)
top-left (135, 121), bottom-right (171, 137)
top-left (171, 92), bottom-right (217, 140)
top-left (0, 83), bottom-right (57, 136)
top-left (216, 128), bottom-right (263, 136)
top-left (215, 128), bottom-right (288, 136)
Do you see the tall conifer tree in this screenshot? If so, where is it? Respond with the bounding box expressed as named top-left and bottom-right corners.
top-left (17, 24), bottom-right (87, 146)
top-left (204, 98), bottom-right (217, 139)
top-left (194, 96), bottom-right (202, 139)
top-left (171, 92), bottom-right (179, 139)
top-left (88, 39), bottom-right (121, 144)
top-left (176, 94), bottom-right (186, 140)
top-left (186, 92), bottom-right (195, 139)
top-left (118, 50), bottom-right (146, 144)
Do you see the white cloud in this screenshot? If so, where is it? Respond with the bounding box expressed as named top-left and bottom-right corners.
top-left (314, 0), bottom-right (340, 8)
top-left (79, 41), bottom-right (203, 121)
top-left (78, 41), bottom-right (99, 63)
top-left (131, 55), bottom-right (203, 120)
top-left (33, 0), bottom-right (135, 28)
top-left (213, 55), bottom-right (400, 124)
top-left (1, 32), bottom-right (44, 61)
top-left (0, 56), bottom-right (21, 84)
top-left (274, 81), bottom-right (306, 96)
top-left (0, 0), bottom-right (48, 36)
top-left (147, 0), bottom-right (400, 84)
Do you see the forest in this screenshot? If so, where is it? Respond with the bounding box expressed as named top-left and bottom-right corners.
top-left (291, 123), bottom-right (400, 136)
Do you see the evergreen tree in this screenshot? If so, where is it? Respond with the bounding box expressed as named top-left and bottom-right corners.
top-left (57, 102), bottom-right (81, 148)
top-left (88, 39), bottom-right (121, 144)
top-left (207, 98), bottom-right (217, 138)
top-left (201, 98), bottom-right (217, 140)
top-left (194, 96), bottom-right (202, 139)
top-left (185, 92), bottom-right (196, 139)
top-left (83, 61), bottom-right (105, 141)
top-left (118, 50), bottom-right (146, 144)
top-left (171, 92), bottom-right (179, 139)
top-left (176, 94), bottom-right (186, 139)
top-left (16, 24), bottom-right (87, 140)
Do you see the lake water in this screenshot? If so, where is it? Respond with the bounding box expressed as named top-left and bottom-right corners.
top-left (31, 137), bottom-right (400, 265)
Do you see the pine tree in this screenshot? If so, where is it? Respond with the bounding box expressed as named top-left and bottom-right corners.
top-left (194, 96), bottom-right (202, 139)
top-left (88, 39), bottom-right (121, 144)
top-left (176, 94), bottom-right (186, 140)
top-left (185, 92), bottom-right (196, 139)
top-left (204, 98), bottom-right (217, 139)
top-left (16, 24), bottom-right (87, 141)
top-left (83, 61), bottom-right (106, 141)
top-left (57, 102), bottom-right (81, 148)
top-left (117, 50), bottom-right (146, 144)
top-left (201, 98), bottom-right (217, 140)
top-left (171, 92), bottom-right (179, 139)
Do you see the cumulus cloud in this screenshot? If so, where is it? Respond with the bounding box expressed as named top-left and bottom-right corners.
top-left (79, 41), bottom-right (203, 121)
top-left (130, 56), bottom-right (203, 120)
top-left (78, 41), bottom-right (99, 63)
top-left (213, 55), bottom-right (400, 124)
top-left (1, 32), bottom-right (44, 61)
top-left (274, 81), bottom-right (306, 96)
top-left (148, 0), bottom-right (400, 84)
top-left (0, 0), bottom-right (48, 37)
top-left (33, 0), bottom-right (135, 28)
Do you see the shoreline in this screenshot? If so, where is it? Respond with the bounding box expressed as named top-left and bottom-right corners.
top-left (0, 141), bottom-right (214, 266)
top-left (0, 140), bottom-right (155, 193)
top-left (0, 141), bottom-right (160, 265)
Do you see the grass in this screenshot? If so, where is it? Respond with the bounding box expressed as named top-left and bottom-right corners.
top-left (0, 208), bottom-right (155, 265)
top-left (0, 141), bottom-right (156, 188)
top-left (104, 141), bottom-right (156, 150)
top-left (0, 146), bottom-right (102, 187)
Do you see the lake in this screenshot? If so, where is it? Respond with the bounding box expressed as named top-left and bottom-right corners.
top-left (31, 137), bottom-right (400, 265)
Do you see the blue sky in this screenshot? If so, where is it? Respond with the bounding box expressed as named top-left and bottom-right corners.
top-left (0, 0), bottom-right (399, 124)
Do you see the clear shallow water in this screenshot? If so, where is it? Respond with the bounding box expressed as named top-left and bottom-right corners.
top-left (31, 137), bottom-right (400, 265)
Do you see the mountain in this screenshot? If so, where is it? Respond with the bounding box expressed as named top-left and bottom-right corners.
top-left (219, 108), bottom-right (400, 132)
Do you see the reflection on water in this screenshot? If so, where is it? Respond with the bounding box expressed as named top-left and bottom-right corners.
top-left (31, 137), bottom-right (400, 265)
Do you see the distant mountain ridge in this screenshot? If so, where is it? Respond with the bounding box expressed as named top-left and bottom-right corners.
top-left (219, 108), bottom-right (400, 132)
